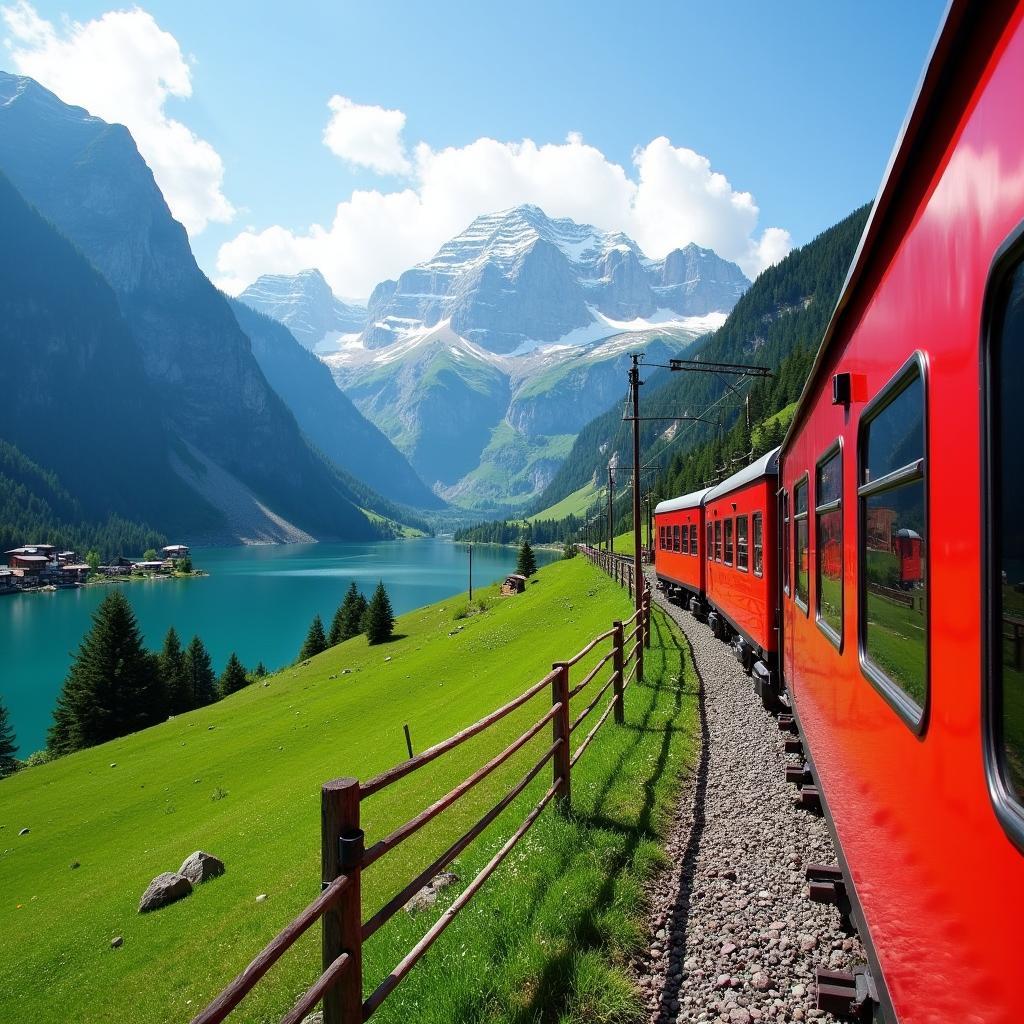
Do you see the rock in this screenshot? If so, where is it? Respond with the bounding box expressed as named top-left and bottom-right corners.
top-left (405, 871), bottom-right (460, 913)
top-left (70, 861), bottom-right (80, 870)
top-left (178, 851), bottom-right (225, 885)
top-left (721, 941), bottom-right (737, 956)
top-left (791, 983), bottom-right (806, 998)
top-left (751, 971), bottom-right (772, 991)
top-left (110, 936), bottom-right (123, 949)
top-left (300, 1013), bottom-right (323, 1024)
top-left (109, 763), bottom-right (117, 768)
top-left (256, 893), bottom-right (268, 903)
top-left (138, 872), bottom-right (192, 913)
top-left (18, 828), bottom-right (29, 836)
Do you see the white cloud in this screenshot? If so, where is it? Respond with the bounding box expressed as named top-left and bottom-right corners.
top-left (323, 95), bottom-right (412, 176)
top-left (1, 1), bottom-right (233, 235)
top-left (217, 111), bottom-right (791, 298)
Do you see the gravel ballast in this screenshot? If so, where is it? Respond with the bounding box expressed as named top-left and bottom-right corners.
top-left (638, 587), bottom-right (865, 1024)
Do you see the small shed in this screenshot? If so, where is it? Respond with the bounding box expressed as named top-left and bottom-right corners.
top-left (501, 573), bottom-right (527, 596)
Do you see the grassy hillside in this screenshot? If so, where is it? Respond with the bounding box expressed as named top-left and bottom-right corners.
top-left (528, 480), bottom-right (601, 524)
top-left (0, 557), bottom-right (697, 1023)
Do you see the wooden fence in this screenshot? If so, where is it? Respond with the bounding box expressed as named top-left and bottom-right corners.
top-left (192, 573), bottom-right (650, 1024)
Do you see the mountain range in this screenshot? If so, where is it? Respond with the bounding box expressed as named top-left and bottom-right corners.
top-left (243, 207), bottom-right (748, 511)
top-left (0, 71), bottom-right (433, 544)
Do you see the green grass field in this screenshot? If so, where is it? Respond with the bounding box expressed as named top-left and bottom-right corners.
top-left (0, 557), bottom-right (697, 1024)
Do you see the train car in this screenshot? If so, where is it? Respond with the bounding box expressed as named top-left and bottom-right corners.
top-left (653, 488), bottom-right (709, 611)
top-left (703, 448), bottom-right (781, 705)
top-left (778, 2), bottom-right (1024, 1020)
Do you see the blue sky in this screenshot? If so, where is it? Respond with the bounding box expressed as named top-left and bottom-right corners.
top-left (1, 1), bottom-right (945, 297)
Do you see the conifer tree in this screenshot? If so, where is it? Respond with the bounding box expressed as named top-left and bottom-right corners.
top-left (218, 652), bottom-right (249, 698)
top-left (0, 696), bottom-right (18, 777)
top-left (362, 581), bottom-right (395, 645)
top-left (48, 591), bottom-right (164, 755)
top-left (254, 661), bottom-right (268, 678)
top-left (516, 538), bottom-right (538, 577)
top-left (299, 614), bottom-right (328, 660)
top-left (159, 626), bottom-right (189, 715)
top-left (183, 635), bottom-right (217, 709)
top-left (328, 582), bottom-right (368, 645)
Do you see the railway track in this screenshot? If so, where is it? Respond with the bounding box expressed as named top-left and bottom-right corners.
top-left (638, 584), bottom-right (864, 1024)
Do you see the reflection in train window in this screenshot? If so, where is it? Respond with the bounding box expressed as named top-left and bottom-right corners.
top-left (859, 365), bottom-right (927, 726)
top-left (989, 256), bottom-right (1024, 816)
top-left (724, 518), bottom-right (733, 565)
top-left (794, 478), bottom-right (809, 610)
top-left (816, 446), bottom-right (843, 643)
top-left (753, 512), bottom-right (764, 577)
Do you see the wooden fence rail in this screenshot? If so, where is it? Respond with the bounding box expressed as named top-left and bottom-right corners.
top-left (193, 562), bottom-right (650, 1024)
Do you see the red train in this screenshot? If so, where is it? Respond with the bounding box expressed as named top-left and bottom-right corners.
top-left (654, 3), bottom-right (1024, 1020)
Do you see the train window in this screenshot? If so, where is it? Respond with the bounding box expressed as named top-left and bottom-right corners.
top-left (753, 512), bottom-right (764, 577)
top-left (715, 520), bottom-right (722, 561)
top-left (858, 358), bottom-right (927, 730)
top-left (816, 445), bottom-right (843, 645)
top-left (794, 477), bottom-right (809, 611)
top-left (737, 515), bottom-right (748, 571)
top-left (724, 519), bottom-right (733, 565)
top-left (689, 524), bottom-right (698, 556)
top-left (673, 524), bottom-right (681, 552)
top-left (781, 491), bottom-right (790, 595)
top-left (985, 246), bottom-right (1024, 840)
top-left (707, 523), bottom-right (713, 560)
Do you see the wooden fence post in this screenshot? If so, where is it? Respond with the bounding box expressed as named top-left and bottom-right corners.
top-left (552, 662), bottom-right (571, 815)
top-left (322, 778), bottom-right (363, 1024)
top-left (644, 588), bottom-right (651, 650)
top-left (611, 621), bottom-right (624, 725)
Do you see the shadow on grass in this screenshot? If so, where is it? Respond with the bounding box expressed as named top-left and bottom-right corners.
top-left (494, 607), bottom-right (696, 1024)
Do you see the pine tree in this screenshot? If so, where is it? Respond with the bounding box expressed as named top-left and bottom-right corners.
top-left (362, 581), bottom-right (395, 645)
top-left (183, 635), bottom-right (217, 709)
top-left (328, 582), bottom-right (368, 645)
top-left (299, 614), bottom-right (328, 661)
top-left (159, 626), bottom-right (190, 715)
top-left (517, 539), bottom-right (537, 577)
top-left (0, 696), bottom-right (18, 777)
top-left (254, 661), bottom-right (268, 678)
top-left (218, 652), bottom-right (249, 698)
top-left (48, 590), bottom-right (164, 755)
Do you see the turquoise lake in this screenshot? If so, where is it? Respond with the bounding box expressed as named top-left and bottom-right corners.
top-left (0, 539), bottom-right (557, 754)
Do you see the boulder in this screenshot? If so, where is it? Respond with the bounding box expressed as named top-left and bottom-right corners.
top-left (138, 872), bottom-right (192, 913)
top-left (404, 871), bottom-right (460, 913)
top-left (178, 851), bottom-right (225, 885)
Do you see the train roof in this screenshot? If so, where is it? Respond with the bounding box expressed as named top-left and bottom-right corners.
top-left (654, 487), bottom-right (712, 515)
top-left (782, 0), bottom-right (984, 453)
top-left (705, 447), bottom-right (780, 503)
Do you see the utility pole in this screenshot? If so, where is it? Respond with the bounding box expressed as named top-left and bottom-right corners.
top-left (607, 466), bottom-right (615, 554)
top-left (468, 543), bottom-right (473, 602)
top-left (629, 354), bottom-right (643, 625)
top-left (645, 488), bottom-right (653, 556)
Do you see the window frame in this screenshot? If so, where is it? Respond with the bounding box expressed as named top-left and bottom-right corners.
top-left (707, 523), bottom-right (713, 560)
top-left (736, 514), bottom-right (749, 572)
top-left (689, 523), bottom-right (697, 556)
top-left (724, 517), bottom-right (733, 566)
top-left (981, 220), bottom-right (1024, 851)
top-left (793, 473), bottom-right (810, 615)
top-left (781, 490), bottom-right (790, 596)
top-left (714, 519), bottom-right (722, 561)
top-left (856, 351), bottom-right (930, 736)
top-left (753, 511), bottom-right (764, 578)
top-left (815, 439), bottom-right (844, 650)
